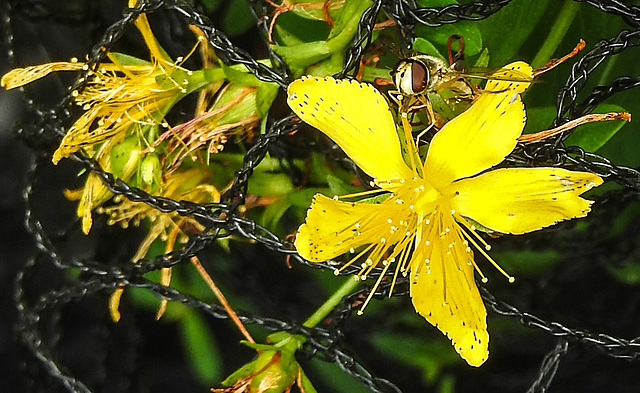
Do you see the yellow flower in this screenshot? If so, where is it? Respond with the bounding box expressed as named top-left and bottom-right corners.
top-left (287, 64), bottom-right (602, 366)
top-left (1, 7), bottom-right (209, 164)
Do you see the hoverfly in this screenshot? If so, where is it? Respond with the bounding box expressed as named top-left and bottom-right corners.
top-left (389, 35), bottom-right (585, 144)
top-left (391, 35), bottom-right (477, 113)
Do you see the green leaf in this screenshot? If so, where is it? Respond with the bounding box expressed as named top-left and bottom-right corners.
top-left (289, 0), bottom-right (342, 22)
top-left (261, 196), bottom-right (292, 229)
top-left (140, 153), bottom-right (161, 192)
top-left (179, 311), bottom-right (223, 384)
top-left (271, 41), bottom-right (333, 73)
top-left (608, 261), bottom-right (640, 285)
top-left (564, 104), bottom-right (629, 152)
top-left (255, 81), bottom-right (280, 118)
top-left (221, 358), bottom-right (261, 386)
top-left (222, 0), bottom-right (254, 36)
top-left (491, 249), bottom-right (563, 277)
top-left (298, 367), bottom-right (319, 393)
top-left (272, 0), bottom-right (371, 74)
top-left (326, 174), bottom-right (361, 196)
top-left (274, 11), bottom-right (330, 46)
top-left (413, 37), bottom-right (445, 59)
top-left (221, 64), bottom-right (263, 87)
top-left (475, 0), bottom-right (552, 66)
top-left (473, 47), bottom-right (490, 68)
top-left (370, 331), bottom-right (460, 384)
top-left (327, 0), bottom-right (372, 41)
top-left (522, 106), bottom-right (556, 136)
top-left (214, 83), bottom-right (259, 125)
top-left (247, 172), bottom-right (295, 196)
top-left (109, 135), bottom-right (141, 180)
top-left (415, 21), bottom-right (482, 58)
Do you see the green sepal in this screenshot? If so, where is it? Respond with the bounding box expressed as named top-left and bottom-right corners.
top-left (221, 357), bottom-right (264, 386)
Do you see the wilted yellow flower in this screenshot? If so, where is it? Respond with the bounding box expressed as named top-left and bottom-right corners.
top-left (287, 65), bottom-right (602, 366)
top-left (64, 137), bottom-right (141, 234)
top-left (1, 6), bottom-right (211, 164)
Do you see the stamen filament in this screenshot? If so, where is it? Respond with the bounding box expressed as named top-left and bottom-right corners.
top-left (335, 243), bottom-right (376, 275)
top-left (458, 221), bottom-right (514, 282)
top-left (357, 259), bottom-right (392, 315)
top-left (455, 215), bottom-right (492, 251)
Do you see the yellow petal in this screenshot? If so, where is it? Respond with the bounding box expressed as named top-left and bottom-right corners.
top-left (447, 167), bottom-right (603, 235)
top-left (127, 0), bottom-right (173, 64)
top-left (484, 61), bottom-right (533, 94)
top-left (287, 76), bottom-right (415, 184)
top-left (109, 286), bottom-right (125, 322)
top-left (410, 210), bottom-right (488, 366)
top-left (424, 62), bottom-right (533, 189)
top-left (1, 62), bottom-right (85, 90)
top-left (295, 193), bottom-right (410, 262)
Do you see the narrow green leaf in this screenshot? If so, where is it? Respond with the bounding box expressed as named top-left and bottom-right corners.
top-left (475, 0), bottom-right (552, 66)
top-left (299, 368), bottom-right (319, 393)
top-left (327, 0), bottom-right (372, 41)
top-left (179, 311), bottom-right (222, 384)
top-left (247, 172), bottom-right (295, 196)
top-left (109, 52), bottom-right (151, 66)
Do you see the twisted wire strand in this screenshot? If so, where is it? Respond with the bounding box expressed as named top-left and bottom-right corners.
top-left (556, 28), bottom-right (640, 123)
top-left (384, 0), bottom-right (513, 42)
top-left (526, 338), bottom-right (569, 393)
top-left (576, 0), bottom-right (640, 28)
top-left (480, 287), bottom-right (640, 361)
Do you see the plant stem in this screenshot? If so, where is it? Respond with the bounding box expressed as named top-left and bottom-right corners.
top-left (531, 0), bottom-right (580, 69)
top-left (303, 276), bottom-right (360, 329)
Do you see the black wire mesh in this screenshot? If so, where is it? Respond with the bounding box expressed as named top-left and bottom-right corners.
top-left (2, 0), bottom-right (640, 392)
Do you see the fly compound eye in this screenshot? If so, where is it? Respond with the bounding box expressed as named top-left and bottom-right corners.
top-left (392, 59), bottom-right (429, 97)
top-left (392, 60), bottom-right (414, 96)
top-left (410, 60), bottom-right (429, 95)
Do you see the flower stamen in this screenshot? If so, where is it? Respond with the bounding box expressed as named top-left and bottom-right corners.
top-left (456, 217), bottom-right (514, 283)
top-left (357, 257), bottom-right (393, 315)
